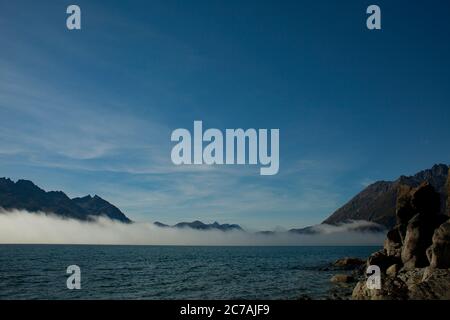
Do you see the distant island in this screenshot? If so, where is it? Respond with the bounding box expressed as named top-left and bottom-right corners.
top-left (154, 220), bottom-right (243, 232)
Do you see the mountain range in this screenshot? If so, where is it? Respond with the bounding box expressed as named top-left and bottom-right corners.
top-left (0, 178), bottom-right (131, 223)
top-left (0, 177), bottom-right (241, 231)
top-left (1, 163), bottom-right (449, 231)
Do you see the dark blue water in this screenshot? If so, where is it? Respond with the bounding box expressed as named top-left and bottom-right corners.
top-left (0, 245), bottom-right (377, 299)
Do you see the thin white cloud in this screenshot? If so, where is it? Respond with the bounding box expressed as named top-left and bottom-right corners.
top-left (0, 58), bottom-right (349, 230)
top-left (0, 60), bottom-right (172, 167)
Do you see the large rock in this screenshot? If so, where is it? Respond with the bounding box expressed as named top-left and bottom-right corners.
top-left (386, 264), bottom-right (401, 276)
top-left (396, 185), bottom-right (416, 225)
top-left (399, 183), bottom-right (445, 269)
top-left (367, 250), bottom-right (400, 272)
top-left (427, 220), bottom-right (450, 269)
top-left (397, 268), bottom-right (426, 287)
top-left (411, 182), bottom-right (441, 214)
top-left (395, 182), bottom-right (442, 225)
top-left (352, 267), bottom-right (450, 300)
top-left (447, 168), bottom-right (450, 215)
top-left (408, 268), bottom-right (450, 299)
top-left (333, 257), bottom-right (365, 269)
top-left (351, 179), bottom-right (450, 300)
top-left (352, 275), bottom-right (408, 300)
top-left (384, 225), bottom-right (403, 258)
top-left (401, 213), bottom-right (442, 269)
top-left (331, 274), bottom-right (355, 283)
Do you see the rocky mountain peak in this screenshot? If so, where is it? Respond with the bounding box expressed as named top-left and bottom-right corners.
top-left (324, 164), bottom-right (449, 229)
top-left (0, 177), bottom-right (131, 223)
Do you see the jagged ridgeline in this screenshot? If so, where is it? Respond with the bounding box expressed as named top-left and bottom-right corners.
top-left (1, 164), bottom-right (449, 230)
top-left (323, 164), bottom-right (450, 229)
top-left (0, 178), bottom-right (131, 223)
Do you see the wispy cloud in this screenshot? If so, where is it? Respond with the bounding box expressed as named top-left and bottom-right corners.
top-left (0, 4), bottom-right (360, 230)
top-left (0, 60), bottom-right (172, 167)
top-left (0, 62), bottom-right (344, 229)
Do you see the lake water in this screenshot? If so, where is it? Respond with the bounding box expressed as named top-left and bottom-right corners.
top-left (0, 245), bottom-right (378, 299)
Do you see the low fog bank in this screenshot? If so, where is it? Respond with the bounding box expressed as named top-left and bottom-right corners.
top-left (0, 210), bottom-right (385, 246)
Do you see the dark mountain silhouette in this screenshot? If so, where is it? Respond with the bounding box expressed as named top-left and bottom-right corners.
top-left (72, 195), bottom-right (131, 223)
top-left (0, 178), bottom-right (131, 223)
top-left (3, 164), bottom-right (448, 232)
top-left (323, 164), bottom-right (449, 229)
top-left (153, 221), bottom-right (170, 228)
top-left (154, 220), bottom-right (242, 231)
top-left (289, 223), bottom-right (385, 235)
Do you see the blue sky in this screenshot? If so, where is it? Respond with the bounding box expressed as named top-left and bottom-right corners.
top-left (1, 0), bottom-right (449, 229)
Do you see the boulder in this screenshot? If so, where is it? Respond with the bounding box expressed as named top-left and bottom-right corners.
top-left (400, 203), bottom-right (447, 270)
top-left (352, 267), bottom-right (450, 300)
top-left (401, 213), bottom-right (436, 269)
top-left (333, 257), bottom-right (365, 269)
top-left (352, 275), bottom-right (408, 300)
top-left (427, 220), bottom-right (450, 268)
top-left (331, 274), bottom-right (355, 283)
top-left (396, 268), bottom-right (426, 287)
top-left (386, 264), bottom-right (401, 276)
top-left (384, 225), bottom-right (403, 258)
top-left (408, 268), bottom-right (450, 299)
top-left (447, 169), bottom-right (450, 216)
top-left (350, 180), bottom-right (450, 300)
top-left (367, 250), bottom-right (400, 272)
top-left (396, 182), bottom-right (441, 225)
top-left (396, 184), bottom-right (416, 225)
top-left (411, 182), bottom-right (441, 215)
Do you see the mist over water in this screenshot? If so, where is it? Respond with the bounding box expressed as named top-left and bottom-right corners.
top-left (0, 210), bottom-right (384, 299)
top-left (0, 210), bottom-right (384, 245)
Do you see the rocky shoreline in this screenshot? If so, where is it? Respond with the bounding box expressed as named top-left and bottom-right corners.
top-left (329, 176), bottom-right (450, 300)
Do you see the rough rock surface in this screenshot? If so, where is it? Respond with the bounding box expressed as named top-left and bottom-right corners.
top-left (401, 213), bottom-right (436, 269)
top-left (351, 183), bottom-right (450, 299)
top-left (386, 264), bottom-right (401, 276)
top-left (367, 250), bottom-right (400, 272)
top-left (352, 274), bottom-right (409, 300)
top-left (331, 274), bottom-right (355, 283)
top-left (447, 168), bottom-right (450, 215)
top-left (333, 257), bottom-right (365, 268)
top-left (427, 221), bottom-right (450, 269)
top-left (384, 226), bottom-right (403, 258)
top-left (408, 268), bottom-right (450, 299)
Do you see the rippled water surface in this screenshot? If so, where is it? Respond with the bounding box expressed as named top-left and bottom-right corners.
top-left (0, 245), bottom-right (378, 299)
